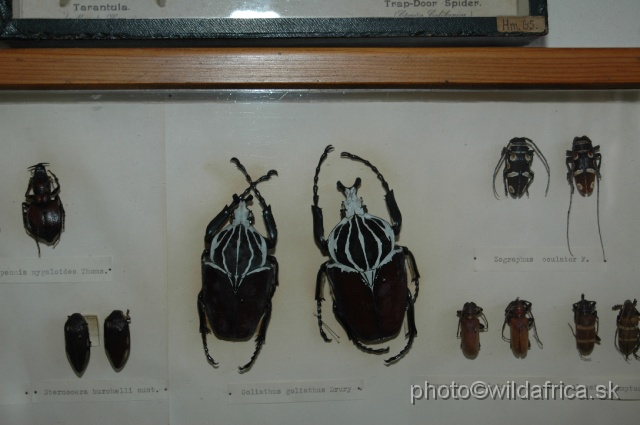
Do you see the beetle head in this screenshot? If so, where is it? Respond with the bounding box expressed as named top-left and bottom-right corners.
top-left (232, 195), bottom-right (255, 227)
top-left (337, 178), bottom-right (365, 218)
top-left (461, 302), bottom-right (482, 318)
top-left (573, 294), bottom-right (597, 315)
top-left (28, 163), bottom-right (50, 174)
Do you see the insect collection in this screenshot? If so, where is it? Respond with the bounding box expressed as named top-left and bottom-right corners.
top-left (4, 132), bottom-right (638, 380)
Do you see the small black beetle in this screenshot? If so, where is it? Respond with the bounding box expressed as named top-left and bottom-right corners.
top-left (104, 310), bottom-right (131, 372)
top-left (569, 294), bottom-right (600, 360)
top-left (64, 313), bottom-right (91, 376)
top-left (493, 137), bottom-right (550, 199)
top-left (566, 136), bottom-right (605, 261)
top-left (22, 163), bottom-right (65, 256)
top-left (198, 158), bottom-right (278, 372)
top-left (312, 146), bottom-right (420, 364)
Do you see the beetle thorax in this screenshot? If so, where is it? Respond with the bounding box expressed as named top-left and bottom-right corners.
top-left (341, 187), bottom-right (365, 218)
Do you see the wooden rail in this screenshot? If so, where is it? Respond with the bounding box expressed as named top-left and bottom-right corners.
top-left (0, 47), bottom-right (639, 90)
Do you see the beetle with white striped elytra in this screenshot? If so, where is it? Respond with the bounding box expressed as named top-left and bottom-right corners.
top-left (312, 145), bottom-right (420, 364)
top-left (198, 158), bottom-right (278, 372)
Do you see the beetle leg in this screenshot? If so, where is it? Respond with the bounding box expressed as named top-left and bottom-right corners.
top-left (238, 255), bottom-right (278, 372)
top-left (315, 261), bottom-right (332, 342)
top-left (402, 246), bottom-right (419, 303)
top-left (22, 202), bottom-right (42, 257)
top-left (48, 170), bottom-right (62, 197)
top-left (204, 202), bottom-right (236, 246)
top-left (239, 300), bottom-right (272, 373)
top-left (384, 289), bottom-right (417, 364)
top-left (312, 205), bottom-right (329, 254)
top-left (197, 290), bottom-right (218, 367)
top-left (528, 317), bottom-right (543, 349)
top-left (261, 205), bottom-right (278, 250)
top-left (501, 319), bottom-right (511, 343)
top-left (384, 190), bottom-right (403, 236)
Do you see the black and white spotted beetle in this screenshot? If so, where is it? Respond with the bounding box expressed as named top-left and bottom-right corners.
top-left (198, 158), bottom-right (278, 372)
top-left (312, 145), bottom-right (420, 364)
top-left (493, 137), bottom-right (550, 199)
top-left (566, 136), bottom-right (605, 261)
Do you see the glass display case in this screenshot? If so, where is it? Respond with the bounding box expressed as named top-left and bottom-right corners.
top-left (0, 48), bottom-right (639, 425)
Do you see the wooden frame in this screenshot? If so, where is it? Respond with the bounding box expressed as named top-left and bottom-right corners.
top-left (0, 48), bottom-right (639, 90)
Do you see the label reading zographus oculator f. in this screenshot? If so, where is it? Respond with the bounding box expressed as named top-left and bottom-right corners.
top-left (0, 256), bottom-right (112, 283)
top-left (228, 379), bottom-right (364, 404)
top-left (474, 247), bottom-right (605, 272)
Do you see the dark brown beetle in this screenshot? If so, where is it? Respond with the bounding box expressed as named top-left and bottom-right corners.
top-left (312, 146), bottom-right (420, 364)
top-left (569, 294), bottom-right (600, 359)
top-left (502, 298), bottom-right (542, 358)
top-left (22, 163), bottom-right (65, 256)
top-left (64, 313), bottom-right (91, 376)
top-left (104, 310), bottom-right (131, 371)
top-left (456, 302), bottom-right (488, 359)
top-left (612, 299), bottom-right (640, 361)
top-left (198, 159), bottom-right (278, 372)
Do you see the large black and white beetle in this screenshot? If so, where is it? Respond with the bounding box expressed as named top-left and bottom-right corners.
top-left (312, 145), bottom-right (420, 364)
top-left (198, 158), bottom-right (278, 372)
top-left (566, 136), bottom-right (606, 261)
top-left (493, 137), bottom-right (550, 199)
top-left (22, 163), bottom-right (65, 256)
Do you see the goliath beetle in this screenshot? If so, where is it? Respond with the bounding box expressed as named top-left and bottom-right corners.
top-left (568, 294), bottom-right (600, 360)
top-left (501, 298), bottom-right (542, 358)
top-left (456, 302), bottom-right (488, 359)
top-left (198, 158), bottom-right (278, 372)
top-left (566, 136), bottom-right (605, 261)
top-left (104, 310), bottom-right (131, 371)
top-left (612, 299), bottom-right (640, 361)
top-left (493, 137), bottom-right (550, 199)
top-left (22, 163), bottom-right (65, 256)
top-left (312, 145), bottom-right (420, 364)
top-left (64, 313), bottom-right (91, 376)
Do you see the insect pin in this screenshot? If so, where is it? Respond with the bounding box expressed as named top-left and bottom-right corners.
top-left (493, 137), bottom-right (550, 199)
top-left (502, 298), bottom-right (542, 358)
top-left (565, 136), bottom-right (605, 261)
top-left (312, 145), bottom-right (420, 364)
top-left (612, 299), bottom-right (640, 361)
top-left (456, 302), bottom-right (488, 359)
top-left (568, 294), bottom-right (600, 360)
top-left (22, 163), bottom-right (65, 256)
top-left (198, 158), bottom-right (278, 372)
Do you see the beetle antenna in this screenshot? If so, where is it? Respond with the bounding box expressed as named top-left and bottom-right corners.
top-left (230, 157), bottom-right (277, 209)
top-left (524, 138), bottom-right (550, 197)
top-left (566, 188), bottom-right (575, 257)
top-left (340, 152), bottom-right (391, 194)
top-left (596, 174), bottom-right (606, 262)
top-left (313, 145), bottom-right (334, 208)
